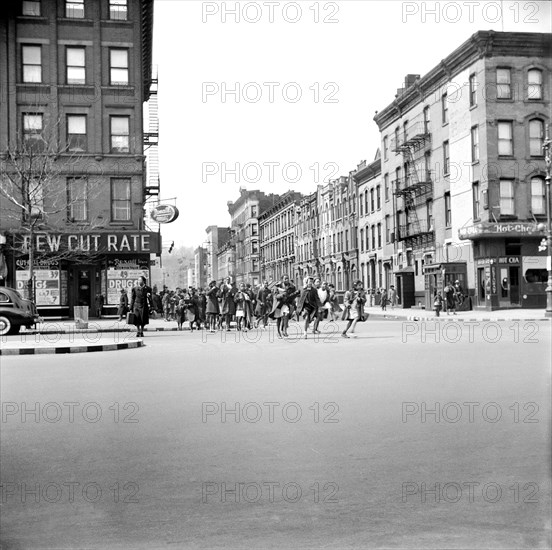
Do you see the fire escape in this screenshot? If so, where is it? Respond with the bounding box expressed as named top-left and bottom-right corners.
top-left (391, 120), bottom-right (434, 250)
top-left (143, 66), bottom-right (160, 231)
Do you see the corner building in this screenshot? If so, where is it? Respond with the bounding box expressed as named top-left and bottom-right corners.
top-left (374, 31), bottom-right (551, 310)
top-left (0, 0), bottom-right (159, 317)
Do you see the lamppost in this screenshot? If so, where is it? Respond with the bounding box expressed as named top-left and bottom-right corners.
top-left (542, 127), bottom-right (552, 317)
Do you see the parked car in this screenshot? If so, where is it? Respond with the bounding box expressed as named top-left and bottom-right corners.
top-left (0, 287), bottom-right (41, 335)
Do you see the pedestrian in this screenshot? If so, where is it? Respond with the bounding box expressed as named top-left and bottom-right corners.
top-left (443, 282), bottom-right (456, 315)
top-left (342, 280), bottom-right (365, 338)
top-left (162, 291), bottom-right (171, 321)
top-left (95, 292), bottom-right (104, 318)
top-left (196, 288), bottom-right (207, 329)
top-left (327, 283), bottom-right (340, 322)
top-left (255, 280), bottom-right (271, 328)
top-left (296, 277), bottom-right (322, 339)
top-left (434, 292), bottom-right (443, 317)
top-left (388, 285), bottom-right (397, 310)
top-left (454, 279), bottom-right (464, 308)
top-left (220, 277), bottom-right (236, 331)
top-left (380, 287), bottom-right (388, 311)
top-left (117, 288), bottom-right (129, 321)
top-left (234, 282), bottom-right (251, 332)
top-left (130, 275), bottom-right (153, 337)
top-left (313, 279), bottom-right (330, 334)
top-left (206, 280), bottom-right (220, 332)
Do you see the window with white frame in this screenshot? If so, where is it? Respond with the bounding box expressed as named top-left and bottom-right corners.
top-left (109, 0), bottom-right (128, 20)
top-left (109, 49), bottom-right (129, 85)
top-left (67, 177), bottom-right (88, 221)
top-left (66, 47), bottom-right (85, 84)
top-left (22, 45), bottom-right (41, 83)
top-left (444, 192), bottom-right (451, 226)
top-left (472, 181), bottom-right (480, 220)
top-left (65, 0), bottom-right (84, 18)
top-left (443, 141), bottom-right (450, 175)
top-left (469, 73), bottom-right (477, 106)
top-left (22, 113), bottom-right (43, 151)
top-left (67, 114), bottom-right (87, 152)
top-left (527, 69), bottom-right (543, 100)
top-left (442, 93), bottom-right (448, 124)
top-left (111, 178), bottom-right (131, 221)
top-left (499, 179), bottom-right (515, 216)
top-left (22, 0), bottom-right (41, 15)
top-left (496, 68), bottom-right (511, 99)
top-left (531, 177), bottom-right (545, 215)
top-left (110, 115), bottom-right (129, 152)
top-left (529, 119), bottom-right (544, 157)
top-left (471, 125), bottom-right (479, 162)
top-left (498, 121), bottom-right (513, 156)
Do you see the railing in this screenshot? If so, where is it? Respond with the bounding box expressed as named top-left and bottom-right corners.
top-left (398, 219), bottom-right (434, 238)
top-left (390, 121), bottom-right (431, 152)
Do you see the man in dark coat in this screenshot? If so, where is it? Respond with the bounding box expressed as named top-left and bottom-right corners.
top-left (220, 277), bottom-right (236, 331)
top-left (206, 281), bottom-right (220, 332)
top-left (296, 278), bottom-right (322, 339)
top-left (255, 280), bottom-right (272, 328)
top-left (443, 282), bottom-right (457, 315)
top-left (117, 288), bottom-right (129, 321)
top-left (130, 276), bottom-right (153, 337)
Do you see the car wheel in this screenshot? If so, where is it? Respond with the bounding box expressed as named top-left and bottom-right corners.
top-left (0, 316), bottom-right (12, 336)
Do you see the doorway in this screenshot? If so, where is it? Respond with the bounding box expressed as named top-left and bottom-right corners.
top-left (499, 265), bottom-right (520, 307)
top-left (70, 266), bottom-right (97, 316)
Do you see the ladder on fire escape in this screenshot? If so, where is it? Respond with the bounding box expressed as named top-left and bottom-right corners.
top-left (144, 66), bottom-right (160, 232)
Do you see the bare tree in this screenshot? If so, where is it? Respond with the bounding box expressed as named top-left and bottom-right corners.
top-left (0, 113), bottom-right (103, 301)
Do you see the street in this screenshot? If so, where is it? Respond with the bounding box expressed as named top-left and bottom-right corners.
top-left (1, 319), bottom-right (551, 549)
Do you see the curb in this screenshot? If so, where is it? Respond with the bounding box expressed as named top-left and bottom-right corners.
top-left (0, 340), bottom-right (144, 356)
top-left (364, 312), bottom-right (550, 322)
top-left (24, 326), bottom-right (186, 335)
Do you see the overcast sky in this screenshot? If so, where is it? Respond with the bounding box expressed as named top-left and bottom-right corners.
top-left (151, 0), bottom-right (551, 249)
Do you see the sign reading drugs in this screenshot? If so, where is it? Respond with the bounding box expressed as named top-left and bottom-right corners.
top-left (16, 232), bottom-right (161, 254)
top-left (150, 204), bottom-right (179, 224)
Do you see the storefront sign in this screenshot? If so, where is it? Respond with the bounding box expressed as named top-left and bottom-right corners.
top-left (498, 256), bottom-right (520, 264)
top-left (15, 267), bottom-right (60, 305)
top-left (459, 222), bottom-right (546, 240)
top-left (106, 258), bottom-right (149, 304)
top-left (15, 232), bottom-right (161, 255)
top-left (150, 204), bottom-right (179, 224)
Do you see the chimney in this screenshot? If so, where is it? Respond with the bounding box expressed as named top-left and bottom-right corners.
top-left (404, 74), bottom-right (420, 88)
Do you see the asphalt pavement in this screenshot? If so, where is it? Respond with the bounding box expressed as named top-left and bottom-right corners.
top-left (0, 319), bottom-right (550, 549)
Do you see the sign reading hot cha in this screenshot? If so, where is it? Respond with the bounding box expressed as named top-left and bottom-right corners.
top-left (459, 222), bottom-right (546, 240)
top-left (15, 232), bottom-right (161, 254)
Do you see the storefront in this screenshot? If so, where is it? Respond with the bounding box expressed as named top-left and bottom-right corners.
top-left (423, 262), bottom-right (469, 311)
top-left (4, 231), bottom-right (161, 318)
top-left (459, 222), bottom-right (547, 310)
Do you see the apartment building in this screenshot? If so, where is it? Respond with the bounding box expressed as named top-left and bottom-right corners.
top-left (374, 30), bottom-right (551, 310)
top-left (0, 0), bottom-right (158, 317)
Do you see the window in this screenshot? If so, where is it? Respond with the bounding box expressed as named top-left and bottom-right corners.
top-left (109, 49), bottom-right (129, 85)
top-left (109, 0), bottom-right (128, 20)
top-left (365, 227), bottom-right (369, 250)
top-left (67, 114), bottom-right (87, 152)
top-left (444, 192), bottom-right (451, 226)
top-left (371, 225), bottom-right (375, 249)
top-left (370, 189), bottom-right (374, 212)
top-left (23, 113), bottom-right (43, 151)
top-left (442, 93), bottom-right (448, 124)
top-left (384, 174), bottom-right (389, 201)
top-left (360, 228), bottom-right (364, 252)
top-left (110, 116), bottom-right (129, 152)
top-left (67, 177), bottom-right (88, 222)
top-left (22, 45), bottom-right (41, 83)
top-left (252, 224), bottom-right (258, 236)
top-left (497, 68), bottom-right (511, 99)
top-left (66, 47), bottom-right (85, 84)
top-left (403, 120), bottom-right (408, 143)
top-left (469, 73), bottom-right (477, 106)
top-left (383, 136), bottom-right (388, 160)
top-left (423, 105), bottom-right (430, 133)
top-left (376, 185), bottom-right (381, 210)
top-left (531, 177), bottom-right (546, 215)
top-left (394, 127), bottom-right (400, 151)
top-left (443, 141), bottom-right (450, 175)
top-left (529, 119), bottom-right (544, 156)
top-left (359, 194), bottom-right (363, 216)
top-left (471, 125), bottom-right (479, 162)
top-left (385, 215), bottom-right (390, 243)
top-left (111, 178), bottom-right (131, 221)
top-left (25, 178), bottom-right (44, 220)
top-left (528, 69), bottom-right (543, 100)
top-left (22, 0), bottom-right (41, 15)
top-left (426, 199), bottom-right (433, 228)
top-left (251, 205), bottom-right (257, 217)
top-left (377, 224), bottom-right (381, 248)
top-left (498, 121), bottom-right (513, 156)
top-left (472, 182), bottom-right (480, 220)
top-left (499, 179), bottom-right (515, 216)
top-left (66, 0), bottom-right (84, 18)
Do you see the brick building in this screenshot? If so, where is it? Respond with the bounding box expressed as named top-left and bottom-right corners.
top-left (374, 30), bottom-right (551, 310)
top-left (204, 225), bottom-right (229, 283)
top-left (0, 0), bottom-right (159, 317)
top-left (258, 191), bottom-right (302, 283)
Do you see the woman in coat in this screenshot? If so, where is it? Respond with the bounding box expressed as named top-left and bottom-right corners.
top-left (206, 281), bottom-right (220, 332)
top-left (220, 277), bottom-right (236, 331)
top-left (130, 275), bottom-right (153, 337)
top-left (341, 280), bottom-right (365, 338)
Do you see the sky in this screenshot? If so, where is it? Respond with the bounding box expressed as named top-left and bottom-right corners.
top-left (150, 0), bottom-right (551, 249)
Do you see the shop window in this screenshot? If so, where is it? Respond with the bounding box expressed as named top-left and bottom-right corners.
top-left (524, 269), bottom-right (547, 283)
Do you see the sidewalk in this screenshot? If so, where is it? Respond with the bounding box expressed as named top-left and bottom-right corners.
top-left (0, 332), bottom-right (143, 355)
top-left (23, 317), bottom-right (182, 334)
top-left (363, 305), bottom-right (552, 322)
